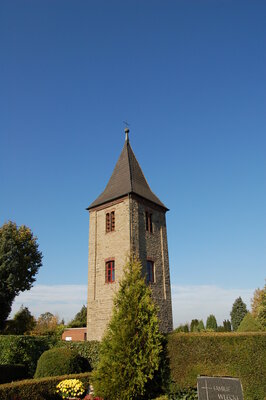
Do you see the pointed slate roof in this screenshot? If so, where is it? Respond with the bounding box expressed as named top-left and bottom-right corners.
top-left (87, 134), bottom-right (168, 210)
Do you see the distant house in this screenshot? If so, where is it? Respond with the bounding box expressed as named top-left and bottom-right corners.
top-left (62, 327), bottom-right (87, 341)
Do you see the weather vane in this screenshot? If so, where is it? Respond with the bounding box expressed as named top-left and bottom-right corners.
top-left (123, 120), bottom-right (130, 129)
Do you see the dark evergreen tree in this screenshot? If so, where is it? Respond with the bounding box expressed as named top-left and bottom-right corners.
top-left (206, 314), bottom-right (218, 331)
top-left (12, 306), bottom-right (36, 334)
top-left (92, 257), bottom-right (163, 400)
top-left (0, 221), bottom-right (42, 328)
top-left (230, 297), bottom-right (248, 331)
top-left (197, 319), bottom-right (205, 331)
top-left (69, 305), bottom-right (87, 327)
top-left (190, 319), bottom-right (199, 332)
top-left (223, 319), bottom-right (232, 332)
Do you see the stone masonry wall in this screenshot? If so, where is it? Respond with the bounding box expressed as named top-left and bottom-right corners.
top-left (87, 195), bottom-right (173, 341)
top-left (87, 197), bottom-right (130, 341)
top-left (131, 196), bottom-right (173, 333)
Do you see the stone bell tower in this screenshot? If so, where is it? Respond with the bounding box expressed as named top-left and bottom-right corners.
top-left (86, 128), bottom-right (173, 341)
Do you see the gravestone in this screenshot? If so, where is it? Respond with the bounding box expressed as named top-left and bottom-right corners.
top-left (197, 376), bottom-right (243, 400)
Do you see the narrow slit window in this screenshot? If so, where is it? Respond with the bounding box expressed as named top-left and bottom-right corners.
top-left (106, 260), bottom-right (115, 283)
top-left (146, 260), bottom-right (154, 283)
top-left (111, 211), bottom-right (115, 231)
top-left (145, 212), bottom-right (153, 233)
top-left (106, 213), bottom-right (110, 232)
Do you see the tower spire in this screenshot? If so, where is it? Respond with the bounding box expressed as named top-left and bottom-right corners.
top-left (125, 127), bottom-right (129, 142)
top-left (123, 121), bottom-right (130, 142)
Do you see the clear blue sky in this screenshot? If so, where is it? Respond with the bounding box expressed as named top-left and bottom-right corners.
top-left (1, 1), bottom-right (265, 322)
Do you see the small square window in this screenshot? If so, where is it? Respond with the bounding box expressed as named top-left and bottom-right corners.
top-left (106, 260), bottom-right (115, 283)
top-left (146, 260), bottom-right (154, 283)
top-left (145, 212), bottom-right (153, 233)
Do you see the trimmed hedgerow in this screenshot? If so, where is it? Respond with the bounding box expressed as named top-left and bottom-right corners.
top-left (167, 332), bottom-right (266, 400)
top-left (0, 364), bottom-right (29, 384)
top-left (56, 340), bottom-right (100, 369)
top-left (0, 335), bottom-right (53, 377)
top-left (34, 347), bottom-right (90, 378)
top-left (0, 372), bottom-right (91, 400)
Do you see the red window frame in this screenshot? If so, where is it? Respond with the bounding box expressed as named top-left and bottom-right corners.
top-left (105, 260), bottom-right (115, 283)
top-left (146, 260), bottom-right (154, 283)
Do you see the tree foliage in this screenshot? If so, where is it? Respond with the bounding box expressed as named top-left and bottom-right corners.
top-left (237, 312), bottom-right (262, 332)
top-left (0, 221), bottom-right (42, 328)
top-left (68, 305), bottom-right (87, 328)
top-left (251, 287), bottom-right (264, 318)
top-left (190, 319), bottom-right (199, 332)
top-left (206, 314), bottom-right (217, 331)
top-left (3, 306), bottom-right (36, 335)
top-left (230, 296), bottom-right (248, 331)
top-left (92, 257), bottom-right (163, 400)
top-left (197, 320), bottom-right (205, 331)
top-left (256, 284), bottom-right (266, 328)
top-left (32, 312), bottom-right (64, 338)
top-left (175, 323), bottom-right (189, 333)
top-left (223, 319), bottom-right (232, 332)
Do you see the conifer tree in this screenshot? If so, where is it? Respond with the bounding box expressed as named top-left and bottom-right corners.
top-left (68, 305), bottom-right (87, 327)
top-left (92, 257), bottom-right (163, 400)
top-left (223, 319), bottom-right (232, 332)
top-left (230, 297), bottom-right (248, 331)
top-left (237, 312), bottom-right (262, 332)
top-left (190, 319), bottom-right (199, 332)
top-left (206, 314), bottom-right (218, 331)
top-left (197, 319), bottom-right (205, 331)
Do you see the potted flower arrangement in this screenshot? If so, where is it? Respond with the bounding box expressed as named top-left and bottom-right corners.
top-left (56, 378), bottom-right (85, 399)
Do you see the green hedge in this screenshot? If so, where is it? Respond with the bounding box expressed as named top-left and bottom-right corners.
top-left (0, 372), bottom-right (91, 400)
top-left (0, 364), bottom-right (29, 384)
top-left (56, 340), bottom-right (100, 369)
top-left (167, 332), bottom-right (266, 400)
top-left (0, 335), bottom-right (54, 377)
top-left (35, 347), bottom-right (90, 378)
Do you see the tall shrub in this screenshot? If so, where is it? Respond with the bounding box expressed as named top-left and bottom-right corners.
top-left (237, 312), bottom-right (262, 332)
top-left (206, 314), bottom-right (217, 331)
top-left (230, 297), bottom-right (248, 331)
top-left (92, 257), bottom-right (163, 400)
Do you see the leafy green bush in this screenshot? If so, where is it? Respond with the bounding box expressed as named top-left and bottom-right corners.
top-left (0, 372), bottom-right (91, 400)
top-left (34, 347), bottom-right (90, 378)
top-left (0, 335), bottom-right (53, 377)
top-left (0, 364), bottom-right (29, 384)
top-left (168, 332), bottom-right (266, 400)
top-left (56, 340), bottom-right (100, 369)
top-left (237, 312), bottom-right (263, 332)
